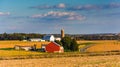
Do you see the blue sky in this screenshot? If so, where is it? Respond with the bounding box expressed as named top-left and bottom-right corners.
top-left (0, 0), bottom-right (120, 34)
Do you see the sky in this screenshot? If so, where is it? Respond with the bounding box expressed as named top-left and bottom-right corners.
top-left (0, 0), bottom-right (120, 34)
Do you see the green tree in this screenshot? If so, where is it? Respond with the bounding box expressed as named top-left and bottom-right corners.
top-left (55, 40), bottom-right (62, 46)
top-left (61, 37), bottom-right (78, 51)
top-left (70, 39), bottom-right (79, 51)
top-left (61, 37), bottom-right (72, 51)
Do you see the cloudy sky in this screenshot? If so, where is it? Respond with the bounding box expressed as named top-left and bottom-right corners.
top-left (0, 0), bottom-right (120, 34)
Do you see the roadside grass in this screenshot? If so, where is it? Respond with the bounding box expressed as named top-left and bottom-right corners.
top-left (79, 42), bottom-right (97, 46)
top-left (0, 48), bottom-right (14, 50)
top-left (78, 42), bottom-right (97, 48)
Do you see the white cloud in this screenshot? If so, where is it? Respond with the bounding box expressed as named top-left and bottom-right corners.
top-left (31, 11), bottom-right (85, 21)
top-left (30, 3), bottom-right (66, 9)
top-left (30, 2), bottom-right (120, 11)
top-left (0, 12), bottom-right (10, 16)
top-left (57, 3), bottom-right (66, 8)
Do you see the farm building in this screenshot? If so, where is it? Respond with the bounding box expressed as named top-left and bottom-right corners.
top-left (45, 42), bottom-right (64, 53)
top-left (29, 38), bottom-right (45, 42)
top-left (43, 35), bottom-right (55, 42)
top-left (55, 37), bottom-right (61, 41)
top-left (41, 44), bottom-right (47, 52)
top-left (14, 45), bottom-right (36, 51)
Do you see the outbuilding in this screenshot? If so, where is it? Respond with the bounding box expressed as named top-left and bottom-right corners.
top-left (14, 45), bottom-right (36, 51)
top-left (45, 42), bottom-right (64, 53)
top-left (29, 38), bottom-right (45, 42)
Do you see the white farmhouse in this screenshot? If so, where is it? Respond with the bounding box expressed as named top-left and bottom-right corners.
top-left (43, 35), bottom-right (55, 42)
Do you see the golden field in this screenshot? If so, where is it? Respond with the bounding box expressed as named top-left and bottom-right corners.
top-left (0, 40), bottom-right (120, 57)
top-left (0, 40), bottom-right (120, 67)
top-left (0, 40), bottom-right (49, 57)
top-left (0, 55), bottom-right (120, 67)
top-left (0, 40), bottom-right (49, 48)
top-left (0, 50), bottom-right (43, 57)
top-left (0, 40), bottom-right (120, 52)
top-left (77, 40), bottom-right (120, 52)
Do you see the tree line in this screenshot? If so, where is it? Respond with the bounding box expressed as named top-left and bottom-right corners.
top-left (0, 33), bottom-right (120, 40)
top-left (73, 34), bottom-right (120, 40)
top-left (0, 33), bottom-right (44, 40)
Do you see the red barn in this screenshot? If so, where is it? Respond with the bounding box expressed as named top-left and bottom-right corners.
top-left (45, 42), bottom-right (64, 53)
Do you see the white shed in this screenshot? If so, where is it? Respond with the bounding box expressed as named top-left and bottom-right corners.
top-left (30, 38), bottom-right (45, 42)
top-left (43, 35), bottom-right (55, 41)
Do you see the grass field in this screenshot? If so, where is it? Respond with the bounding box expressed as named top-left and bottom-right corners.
top-left (0, 55), bottom-right (120, 67)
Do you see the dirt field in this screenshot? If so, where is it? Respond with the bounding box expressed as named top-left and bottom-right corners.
top-left (0, 55), bottom-right (120, 67)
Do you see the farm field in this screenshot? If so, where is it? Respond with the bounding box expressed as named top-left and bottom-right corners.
top-left (0, 55), bottom-right (120, 67)
top-left (0, 50), bottom-right (43, 57)
top-left (77, 40), bottom-right (120, 52)
top-left (0, 40), bottom-right (120, 57)
top-left (0, 40), bottom-right (49, 48)
top-left (0, 40), bottom-right (120, 67)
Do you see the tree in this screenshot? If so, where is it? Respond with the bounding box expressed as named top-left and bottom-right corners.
top-left (61, 37), bottom-right (78, 51)
top-left (55, 40), bottom-right (62, 46)
top-left (61, 37), bottom-right (72, 51)
top-left (70, 39), bottom-right (78, 51)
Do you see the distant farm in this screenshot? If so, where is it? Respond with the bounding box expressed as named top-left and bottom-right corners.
top-left (0, 40), bottom-right (120, 60)
top-left (0, 40), bottom-right (120, 52)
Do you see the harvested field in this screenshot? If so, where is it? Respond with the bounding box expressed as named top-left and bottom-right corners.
top-left (0, 50), bottom-right (43, 57)
top-left (0, 55), bottom-right (120, 67)
top-left (0, 40), bottom-right (49, 48)
top-left (86, 44), bottom-right (120, 52)
top-left (78, 40), bottom-right (120, 52)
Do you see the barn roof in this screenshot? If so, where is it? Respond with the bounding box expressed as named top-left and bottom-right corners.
top-left (48, 42), bottom-right (61, 47)
top-left (43, 35), bottom-right (54, 40)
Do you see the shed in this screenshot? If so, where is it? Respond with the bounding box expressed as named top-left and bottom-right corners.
top-left (30, 38), bottom-right (45, 42)
top-left (14, 45), bottom-right (36, 51)
top-left (45, 42), bottom-right (64, 53)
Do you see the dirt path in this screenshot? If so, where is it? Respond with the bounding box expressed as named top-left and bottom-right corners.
top-left (0, 55), bottom-right (120, 67)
